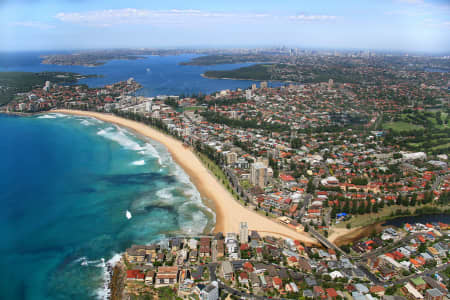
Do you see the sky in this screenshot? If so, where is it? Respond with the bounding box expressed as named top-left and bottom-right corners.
top-left (0, 0), bottom-right (449, 53)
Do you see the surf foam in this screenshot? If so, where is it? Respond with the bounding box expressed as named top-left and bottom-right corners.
top-left (97, 126), bottom-right (142, 151)
top-left (95, 254), bottom-right (122, 300)
top-left (37, 114), bottom-right (57, 119)
top-left (81, 120), bottom-right (93, 126)
top-left (131, 160), bottom-right (145, 166)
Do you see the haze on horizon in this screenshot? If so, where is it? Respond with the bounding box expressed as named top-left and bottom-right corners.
top-left (0, 0), bottom-right (449, 53)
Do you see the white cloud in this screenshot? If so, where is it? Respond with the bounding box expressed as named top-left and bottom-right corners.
top-left (12, 21), bottom-right (55, 29)
top-left (394, 0), bottom-right (425, 4)
top-left (393, 0), bottom-right (449, 11)
top-left (289, 14), bottom-right (337, 22)
top-left (54, 8), bottom-right (271, 27)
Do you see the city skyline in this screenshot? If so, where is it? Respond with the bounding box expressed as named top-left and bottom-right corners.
top-left (1, 0), bottom-right (449, 53)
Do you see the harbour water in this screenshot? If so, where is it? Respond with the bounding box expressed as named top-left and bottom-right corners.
top-left (0, 113), bottom-right (213, 299)
top-left (0, 51), bottom-right (283, 96)
top-left (383, 213), bottom-right (450, 228)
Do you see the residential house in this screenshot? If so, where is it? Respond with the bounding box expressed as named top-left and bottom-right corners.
top-left (272, 277), bottom-right (282, 290)
top-left (410, 277), bottom-right (427, 292)
top-left (127, 270), bottom-right (145, 281)
top-left (200, 281), bottom-right (219, 300)
top-left (145, 271), bottom-right (155, 285)
top-left (425, 288), bottom-right (444, 300)
top-left (313, 286), bottom-right (325, 298)
top-left (155, 266), bottom-right (178, 287)
top-left (249, 273), bottom-right (260, 289)
top-left (402, 283), bottom-right (424, 300)
top-left (326, 288), bottom-right (338, 299)
top-left (239, 272), bottom-right (249, 286)
top-left (370, 285), bottom-right (385, 297)
top-left (221, 261), bottom-right (233, 280)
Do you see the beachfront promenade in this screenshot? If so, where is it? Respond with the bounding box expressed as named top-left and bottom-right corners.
top-left (53, 109), bottom-right (319, 245)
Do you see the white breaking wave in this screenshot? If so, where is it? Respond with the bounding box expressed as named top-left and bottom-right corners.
top-left (76, 256), bottom-right (102, 267)
top-left (81, 120), bottom-right (93, 126)
top-left (155, 160), bottom-right (215, 234)
top-left (38, 113), bottom-right (68, 119)
top-left (156, 187), bottom-right (176, 205)
top-left (73, 256), bottom-right (88, 264)
top-left (37, 114), bottom-right (57, 119)
top-left (172, 163), bottom-right (216, 233)
top-left (107, 253), bottom-right (122, 266)
top-left (96, 127), bottom-right (164, 165)
top-left (179, 209), bottom-right (209, 235)
top-left (50, 113), bottom-right (68, 118)
top-left (139, 143), bottom-right (163, 165)
top-left (131, 160), bottom-right (145, 166)
top-left (97, 126), bottom-right (142, 151)
top-left (95, 254), bottom-right (122, 300)
top-left (96, 258), bottom-right (109, 300)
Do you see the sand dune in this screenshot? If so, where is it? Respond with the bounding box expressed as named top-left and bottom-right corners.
top-left (53, 109), bottom-right (318, 245)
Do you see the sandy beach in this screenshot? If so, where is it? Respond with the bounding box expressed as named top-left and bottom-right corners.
top-left (328, 223), bottom-right (385, 246)
top-left (53, 109), bottom-right (318, 245)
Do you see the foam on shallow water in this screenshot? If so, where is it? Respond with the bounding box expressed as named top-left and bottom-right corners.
top-left (37, 113), bottom-right (68, 119)
top-left (37, 114), bottom-right (57, 119)
top-left (80, 119), bottom-right (93, 126)
top-left (131, 160), bottom-right (145, 166)
top-left (89, 121), bottom-right (214, 294)
top-left (95, 253), bottom-right (124, 299)
top-left (97, 126), bottom-right (142, 151)
top-left (96, 126), bottom-right (163, 165)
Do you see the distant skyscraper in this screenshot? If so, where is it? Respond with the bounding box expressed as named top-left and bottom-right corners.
top-left (260, 81), bottom-right (268, 89)
top-left (239, 222), bottom-right (248, 244)
top-left (251, 84), bottom-right (257, 91)
top-left (328, 79), bottom-right (334, 89)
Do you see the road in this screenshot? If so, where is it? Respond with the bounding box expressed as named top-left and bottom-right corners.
top-left (219, 282), bottom-right (290, 300)
top-left (308, 227), bottom-right (346, 255)
top-left (298, 194), bottom-right (312, 219)
top-left (356, 263), bottom-right (383, 285)
top-left (393, 262), bottom-right (450, 285)
top-left (356, 233), bottom-right (420, 261)
top-left (207, 263), bottom-right (218, 282)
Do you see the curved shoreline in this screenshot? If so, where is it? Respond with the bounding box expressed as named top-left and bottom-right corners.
top-left (52, 109), bottom-right (318, 245)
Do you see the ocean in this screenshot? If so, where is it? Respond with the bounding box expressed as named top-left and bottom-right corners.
top-left (0, 51), bottom-right (283, 96)
top-left (0, 113), bottom-right (214, 299)
top-left (0, 51), bottom-right (279, 299)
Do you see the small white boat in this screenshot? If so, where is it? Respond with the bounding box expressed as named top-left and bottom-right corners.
top-left (81, 260), bottom-right (88, 266)
top-left (126, 210), bottom-right (132, 219)
top-left (146, 68), bottom-right (151, 72)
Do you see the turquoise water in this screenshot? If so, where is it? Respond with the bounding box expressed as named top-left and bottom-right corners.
top-left (0, 113), bottom-right (213, 299)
